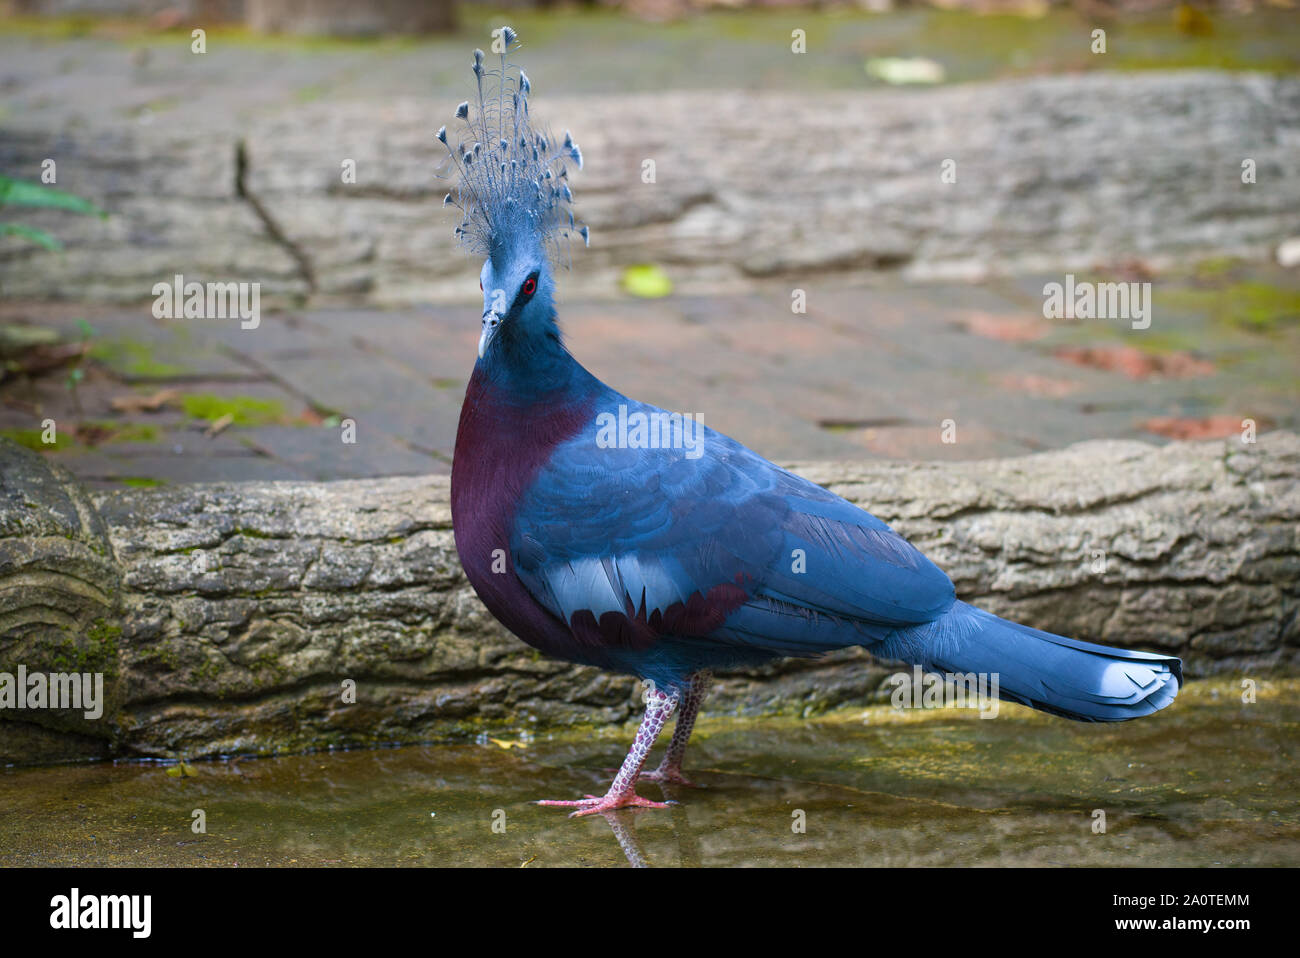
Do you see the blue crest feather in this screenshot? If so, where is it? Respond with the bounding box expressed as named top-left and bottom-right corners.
top-left (438, 28), bottom-right (588, 263)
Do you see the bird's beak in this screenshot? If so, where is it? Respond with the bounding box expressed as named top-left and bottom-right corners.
top-left (479, 310), bottom-right (501, 359)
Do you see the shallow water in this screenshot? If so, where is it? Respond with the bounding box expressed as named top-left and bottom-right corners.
top-left (1, 680), bottom-right (1296, 867)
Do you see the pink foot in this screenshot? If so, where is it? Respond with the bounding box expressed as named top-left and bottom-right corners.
top-left (637, 766), bottom-right (699, 787)
top-left (536, 792), bottom-right (675, 817)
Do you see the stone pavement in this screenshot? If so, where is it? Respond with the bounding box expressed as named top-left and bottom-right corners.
top-left (2, 12), bottom-right (1296, 478)
top-left (3, 264), bottom-right (1296, 488)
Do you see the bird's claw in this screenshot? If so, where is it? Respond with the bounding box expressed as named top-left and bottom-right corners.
top-left (536, 792), bottom-right (676, 817)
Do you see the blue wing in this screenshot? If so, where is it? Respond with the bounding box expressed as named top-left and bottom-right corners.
top-left (509, 396), bottom-right (955, 679)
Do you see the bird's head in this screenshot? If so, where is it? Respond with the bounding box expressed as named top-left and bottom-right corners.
top-left (438, 27), bottom-right (587, 367)
top-left (476, 236), bottom-right (555, 360)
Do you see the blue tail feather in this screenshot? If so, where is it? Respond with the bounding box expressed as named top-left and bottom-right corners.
top-left (877, 601), bottom-right (1182, 722)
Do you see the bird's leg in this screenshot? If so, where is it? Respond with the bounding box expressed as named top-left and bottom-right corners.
top-left (640, 670), bottom-right (711, 786)
top-left (537, 686), bottom-right (680, 817)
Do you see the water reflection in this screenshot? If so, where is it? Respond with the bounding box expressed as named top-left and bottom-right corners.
top-left (0, 680), bottom-right (1295, 867)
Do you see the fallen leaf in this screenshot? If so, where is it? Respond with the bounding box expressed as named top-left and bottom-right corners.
top-left (74, 422), bottom-right (116, 447)
top-left (111, 387), bottom-right (181, 413)
top-left (1097, 258), bottom-right (1157, 283)
top-left (0, 342), bottom-right (87, 382)
top-left (205, 413), bottom-right (234, 438)
top-left (995, 373), bottom-right (1080, 398)
top-left (1054, 345), bottom-right (1214, 380)
top-left (621, 264), bottom-right (673, 299)
top-left (865, 57), bottom-right (945, 85)
top-left (1141, 416), bottom-right (1258, 440)
top-left (957, 311), bottom-right (1049, 343)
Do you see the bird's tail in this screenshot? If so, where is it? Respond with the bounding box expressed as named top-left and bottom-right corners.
top-left (877, 601), bottom-right (1181, 722)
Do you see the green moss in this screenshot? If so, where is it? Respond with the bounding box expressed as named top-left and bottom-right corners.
top-left (1156, 282), bottom-right (1300, 333)
top-left (1192, 255), bottom-right (1245, 280)
top-left (0, 15), bottom-right (102, 39)
top-left (1123, 328), bottom-right (1203, 355)
top-left (86, 619), bottom-right (122, 645)
top-left (119, 476), bottom-right (165, 488)
top-left (137, 643), bottom-right (181, 671)
top-left (0, 18), bottom-right (421, 53)
top-left (251, 651), bottom-right (290, 685)
top-left (233, 527), bottom-right (277, 540)
top-left (3, 421), bottom-right (164, 453)
top-left (1218, 282), bottom-right (1300, 331)
top-left (3, 8), bottom-right (1292, 96)
top-left (81, 421), bottom-right (162, 444)
top-left (43, 618), bottom-right (122, 677)
top-left (192, 658), bottom-right (224, 683)
top-left (89, 338), bottom-right (189, 379)
top-left (0, 428), bottom-right (72, 451)
top-left (181, 393), bottom-right (287, 426)
top-left (114, 423), bottom-right (161, 443)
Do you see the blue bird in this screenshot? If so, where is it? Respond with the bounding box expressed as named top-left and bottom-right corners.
top-left (445, 31), bottom-right (1181, 816)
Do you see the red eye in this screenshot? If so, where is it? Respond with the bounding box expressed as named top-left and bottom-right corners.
top-left (522, 277), bottom-right (536, 296)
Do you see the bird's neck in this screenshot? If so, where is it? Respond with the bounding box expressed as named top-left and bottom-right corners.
top-left (452, 308), bottom-right (602, 540)
top-left (476, 308), bottom-right (587, 399)
top-left (451, 313), bottom-right (597, 577)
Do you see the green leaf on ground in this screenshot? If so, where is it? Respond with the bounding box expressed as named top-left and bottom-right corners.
top-left (621, 264), bottom-right (673, 299)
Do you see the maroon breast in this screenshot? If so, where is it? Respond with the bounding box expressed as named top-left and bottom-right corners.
top-left (450, 368), bottom-right (592, 660)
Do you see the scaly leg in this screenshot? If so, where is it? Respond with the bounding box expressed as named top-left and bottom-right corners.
top-left (537, 686), bottom-right (680, 817)
top-left (640, 670), bottom-right (711, 786)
